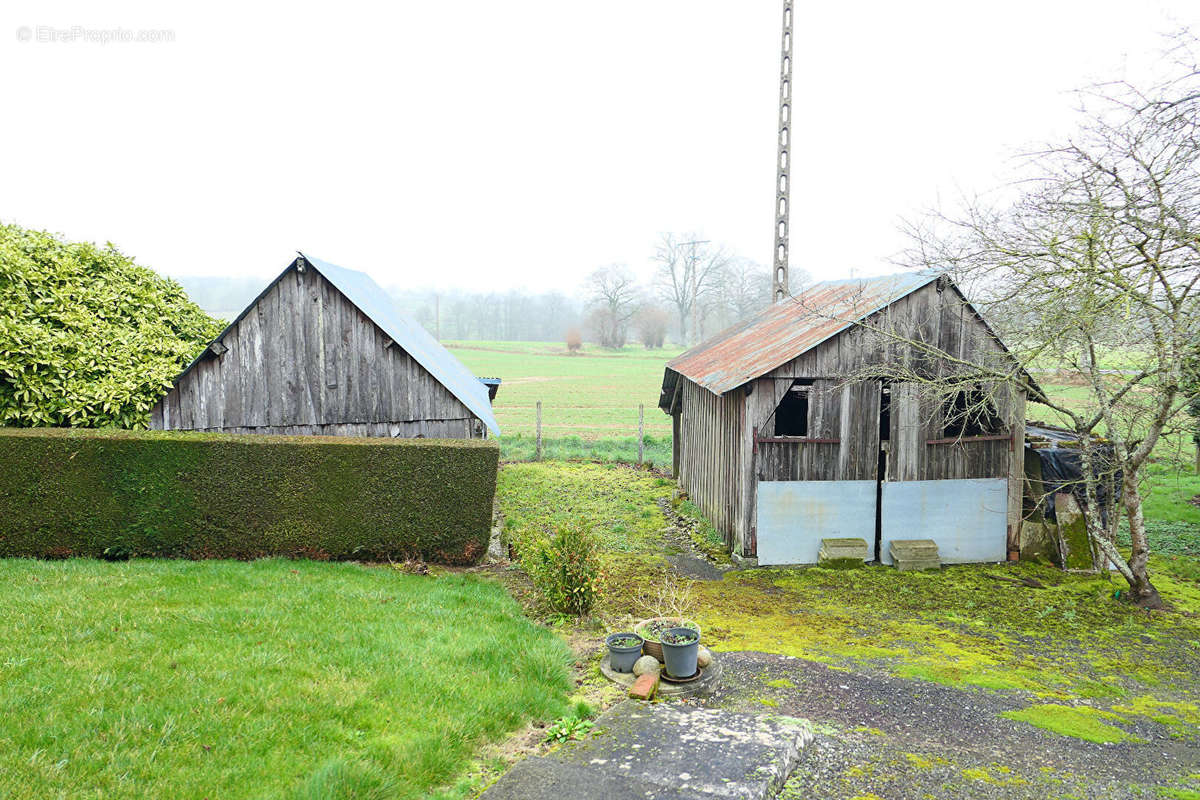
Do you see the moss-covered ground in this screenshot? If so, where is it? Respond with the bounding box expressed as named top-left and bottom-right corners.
top-left (501, 463), bottom-right (1200, 699)
top-left (497, 461), bottom-right (1200, 795)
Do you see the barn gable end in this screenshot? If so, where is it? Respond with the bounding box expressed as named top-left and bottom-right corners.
top-left (664, 273), bottom-right (1030, 564)
top-left (151, 256), bottom-right (494, 439)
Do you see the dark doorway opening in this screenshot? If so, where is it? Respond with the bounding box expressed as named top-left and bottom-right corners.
top-left (943, 387), bottom-right (1003, 437)
top-left (773, 379), bottom-right (813, 436)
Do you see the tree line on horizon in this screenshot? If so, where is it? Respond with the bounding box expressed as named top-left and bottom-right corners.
top-left (177, 234), bottom-right (809, 350)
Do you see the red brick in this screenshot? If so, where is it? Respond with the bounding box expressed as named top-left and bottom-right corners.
top-left (628, 672), bottom-right (659, 701)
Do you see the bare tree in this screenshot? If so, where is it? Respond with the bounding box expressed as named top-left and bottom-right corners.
top-left (881, 34), bottom-right (1200, 608)
top-left (704, 258), bottom-right (812, 336)
top-left (652, 233), bottom-right (731, 346)
top-left (584, 264), bottom-right (640, 349)
top-left (720, 258), bottom-right (773, 322)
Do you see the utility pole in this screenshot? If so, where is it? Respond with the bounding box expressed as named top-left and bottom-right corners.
top-left (772, 0), bottom-right (793, 303)
top-left (681, 239), bottom-right (710, 346)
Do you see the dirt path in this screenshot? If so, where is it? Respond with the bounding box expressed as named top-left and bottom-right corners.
top-left (694, 651), bottom-right (1200, 799)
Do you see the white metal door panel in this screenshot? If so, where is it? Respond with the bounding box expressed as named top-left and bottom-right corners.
top-left (756, 480), bottom-right (877, 565)
top-left (880, 478), bottom-right (1007, 564)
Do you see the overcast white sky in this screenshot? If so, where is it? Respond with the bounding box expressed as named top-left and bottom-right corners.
top-left (2, 1), bottom-right (1197, 294)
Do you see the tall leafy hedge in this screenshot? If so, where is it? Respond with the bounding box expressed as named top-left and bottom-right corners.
top-left (0, 223), bottom-right (221, 428)
top-left (0, 429), bottom-right (500, 564)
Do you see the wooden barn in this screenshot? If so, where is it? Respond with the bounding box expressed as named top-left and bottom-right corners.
top-left (151, 253), bottom-right (500, 439)
top-left (659, 272), bottom-right (1034, 566)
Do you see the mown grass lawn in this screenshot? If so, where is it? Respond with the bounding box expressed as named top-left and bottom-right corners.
top-left (0, 559), bottom-right (572, 800)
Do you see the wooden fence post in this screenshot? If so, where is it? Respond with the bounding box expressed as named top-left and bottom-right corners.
top-left (638, 403), bottom-right (645, 465)
top-left (536, 401), bottom-right (543, 461)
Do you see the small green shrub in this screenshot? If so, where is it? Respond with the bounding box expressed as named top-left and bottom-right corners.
top-left (543, 714), bottom-right (595, 744)
top-left (528, 522), bottom-right (601, 616)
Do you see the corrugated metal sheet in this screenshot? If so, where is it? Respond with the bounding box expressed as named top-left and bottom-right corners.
top-left (303, 254), bottom-right (500, 435)
top-left (756, 479), bottom-right (878, 565)
top-left (664, 272), bottom-right (938, 400)
top-left (880, 478), bottom-right (1008, 564)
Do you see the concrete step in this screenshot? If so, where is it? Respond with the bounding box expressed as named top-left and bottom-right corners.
top-left (889, 539), bottom-right (939, 558)
top-left (480, 757), bottom-right (696, 800)
top-left (818, 537), bottom-right (869, 564)
top-left (481, 702), bottom-right (812, 800)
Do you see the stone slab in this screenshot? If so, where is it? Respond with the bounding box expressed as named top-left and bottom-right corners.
top-left (482, 702), bottom-right (811, 799)
top-left (820, 537), bottom-right (869, 553)
top-left (481, 757), bottom-right (696, 800)
top-left (563, 702), bottom-right (810, 798)
top-left (889, 539), bottom-right (939, 557)
top-left (818, 537), bottom-right (869, 564)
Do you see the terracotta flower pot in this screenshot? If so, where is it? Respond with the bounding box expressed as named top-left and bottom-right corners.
top-left (634, 617), bottom-right (701, 663)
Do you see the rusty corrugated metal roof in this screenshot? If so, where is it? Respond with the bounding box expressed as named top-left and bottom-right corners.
top-left (663, 272), bottom-right (939, 401)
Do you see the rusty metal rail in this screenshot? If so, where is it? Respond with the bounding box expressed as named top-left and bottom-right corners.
top-left (924, 434), bottom-right (1011, 446)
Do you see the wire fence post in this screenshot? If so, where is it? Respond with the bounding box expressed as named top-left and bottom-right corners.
top-left (638, 403), bottom-right (645, 465)
top-left (535, 400), bottom-right (543, 461)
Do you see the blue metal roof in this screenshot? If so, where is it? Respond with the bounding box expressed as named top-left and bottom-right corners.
top-left (301, 254), bottom-right (500, 435)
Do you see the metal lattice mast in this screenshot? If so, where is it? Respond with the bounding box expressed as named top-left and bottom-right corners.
top-left (772, 0), bottom-right (793, 303)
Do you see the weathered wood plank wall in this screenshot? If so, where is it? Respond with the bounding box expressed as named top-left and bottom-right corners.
top-left (675, 278), bottom-right (1029, 557)
top-left (677, 380), bottom-right (743, 550)
top-left (151, 267), bottom-right (482, 438)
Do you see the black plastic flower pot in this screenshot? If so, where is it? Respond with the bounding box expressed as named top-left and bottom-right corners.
top-left (605, 632), bottom-right (645, 673)
top-left (659, 627), bottom-right (700, 678)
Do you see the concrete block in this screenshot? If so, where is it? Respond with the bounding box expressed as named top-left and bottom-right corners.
top-left (889, 539), bottom-right (939, 558)
top-left (892, 557), bottom-right (942, 572)
top-left (818, 537), bottom-right (870, 564)
top-left (890, 539), bottom-right (940, 571)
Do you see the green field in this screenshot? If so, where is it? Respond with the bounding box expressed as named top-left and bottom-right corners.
top-left (0, 559), bottom-right (572, 800)
top-left (445, 341), bottom-right (682, 441)
top-left (450, 340), bottom-right (1200, 521)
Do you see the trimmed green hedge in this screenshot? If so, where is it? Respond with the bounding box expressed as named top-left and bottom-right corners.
top-left (0, 428), bottom-right (499, 564)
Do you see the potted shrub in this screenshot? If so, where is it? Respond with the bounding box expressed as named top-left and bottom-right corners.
top-left (605, 632), bottom-right (645, 673)
top-left (634, 617), bottom-right (701, 662)
top-left (659, 627), bottom-right (701, 679)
